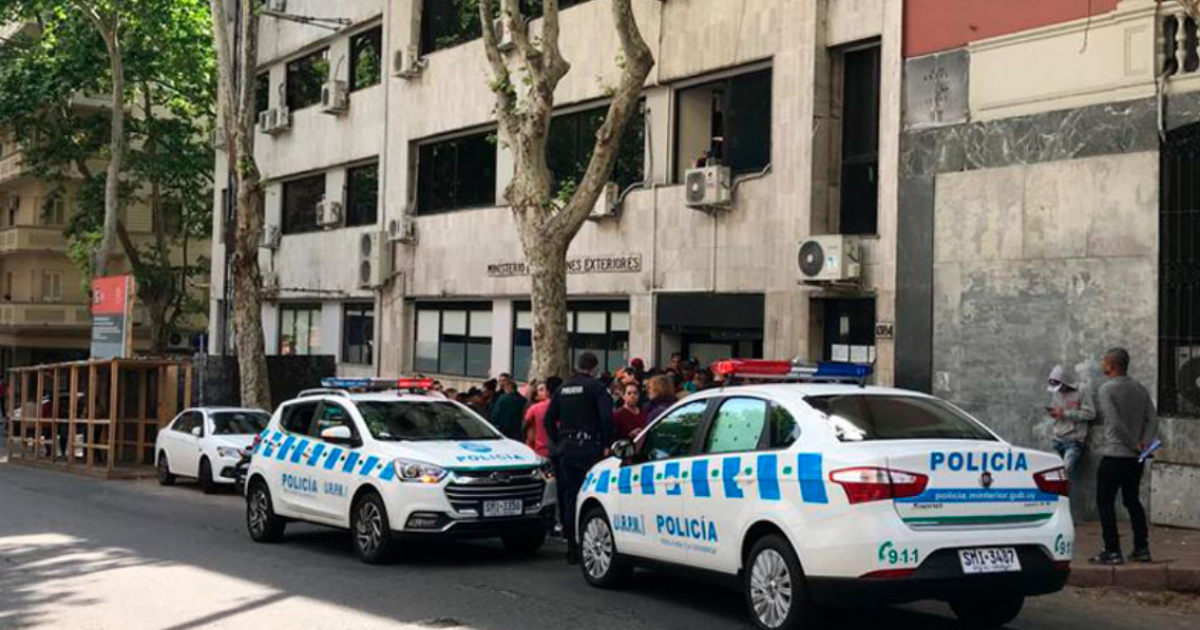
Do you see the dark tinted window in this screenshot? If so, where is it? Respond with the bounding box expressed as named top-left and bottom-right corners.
top-left (806, 395), bottom-right (996, 442)
top-left (212, 411), bottom-right (270, 435)
top-left (548, 104), bottom-right (644, 195)
top-left (345, 162), bottom-right (379, 227)
top-left (255, 73), bottom-right (270, 115)
top-left (286, 48), bottom-right (329, 111)
top-left (357, 401), bottom-right (499, 441)
top-left (342, 303), bottom-right (375, 365)
top-left (420, 0), bottom-right (590, 54)
top-left (281, 402), bottom-right (319, 435)
top-left (350, 27), bottom-right (382, 91)
top-left (839, 44), bottom-right (880, 235)
top-left (417, 131), bottom-right (497, 214)
top-left (768, 404), bottom-right (800, 448)
top-left (676, 68), bottom-right (772, 179)
top-left (282, 174), bottom-right (325, 234)
top-left (640, 401), bottom-right (707, 461)
top-left (315, 403), bottom-right (356, 438)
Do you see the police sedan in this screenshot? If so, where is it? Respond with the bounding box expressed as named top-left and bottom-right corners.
top-left (245, 378), bottom-right (556, 563)
top-left (575, 361), bottom-right (1073, 630)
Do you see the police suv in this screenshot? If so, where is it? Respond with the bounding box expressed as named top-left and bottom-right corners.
top-left (245, 378), bottom-right (556, 563)
top-left (576, 361), bottom-right (1073, 630)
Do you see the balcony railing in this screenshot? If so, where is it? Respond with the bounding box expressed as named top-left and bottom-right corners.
top-left (0, 151), bottom-right (26, 185)
top-left (0, 226), bottom-right (69, 255)
top-left (1162, 8), bottom-right (1200, 78)
top-left (0, 302), bottom-right (92, 328)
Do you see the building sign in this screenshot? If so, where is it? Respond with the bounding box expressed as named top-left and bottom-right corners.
top-left (875, 322), bottom-right (895, 339)
top-left (487, 254), bottom-right (643, 278)
top-left (91, 275), bottom-right (135, 359)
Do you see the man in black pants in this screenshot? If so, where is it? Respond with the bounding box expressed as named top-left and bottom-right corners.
top-left (544, 352), bottom-right (613, 565)
top-left (1090, 348), bottom-right (1159, 565)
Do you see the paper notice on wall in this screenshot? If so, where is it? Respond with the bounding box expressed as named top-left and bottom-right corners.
top-left (831, 345), bottom-right (850, 362)
top-left (850, 345), bottom-right (874, 364)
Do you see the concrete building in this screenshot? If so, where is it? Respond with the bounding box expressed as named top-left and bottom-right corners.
top-left (210, 0), bottom-right (904, 386)
top-left (899, 0), bottom-right (1200, 525)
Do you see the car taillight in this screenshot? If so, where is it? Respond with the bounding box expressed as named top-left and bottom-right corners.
top-left (829, 467), bottom-right (929, 504)
top-left (1034, 467), bottom-right (1070, 497)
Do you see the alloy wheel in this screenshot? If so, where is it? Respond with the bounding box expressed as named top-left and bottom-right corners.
top-left (749, 548), bottom-right (793, 629)
top-left (356, 501), bottom-right (384, 556)
top-left (248, 489), bottom-right (269, 536)
top-left (581, 517), bottom-right (614, 579)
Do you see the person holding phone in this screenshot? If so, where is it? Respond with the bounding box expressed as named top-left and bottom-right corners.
top-left (1045, 364), bottom-right (1096, 475)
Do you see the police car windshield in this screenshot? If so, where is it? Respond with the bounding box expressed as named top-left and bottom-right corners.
top-left (806, 394), bottom-right (997, 442)
top-left (211, 411), bottom-right (270, 435)
top-left (356, 401), bottom-right (500, 441)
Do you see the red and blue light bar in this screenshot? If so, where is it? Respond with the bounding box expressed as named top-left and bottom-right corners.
top-left (710, 359), bottom-right (872, 383)
top-left (320, 377), bottom-right (435, 392)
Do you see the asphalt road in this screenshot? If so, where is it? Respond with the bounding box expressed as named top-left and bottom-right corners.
top-left (0, 461), bottom-right (1196, 630)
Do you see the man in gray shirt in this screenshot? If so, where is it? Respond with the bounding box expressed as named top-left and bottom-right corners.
top-left (1090, 348), bottom-right (1158, 566)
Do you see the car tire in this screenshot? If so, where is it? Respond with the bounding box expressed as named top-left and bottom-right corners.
top-left (157, 452), bottom-right (176, 486)
top-left (949, 593), bottom-right (1025, 629)
top-left (199, 458), bottom-right (216, 494)
top-left (246, 479), bottom-right (286, 543)
top-left (501, 527), bottom-right (547, 556)
top-left (579, 508), bottom-right (633, 588)
top-left (744, 534), bottom-right (815, 630)
top-left (352, 492), bottom-right (399, 565)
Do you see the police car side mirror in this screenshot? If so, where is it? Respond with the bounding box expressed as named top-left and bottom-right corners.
top-left (611, 439), bottom-right (635, 460)
top-left (320, 425), bottom-right (359, 447)
top-left (190, 427), bottom-right (202, 438)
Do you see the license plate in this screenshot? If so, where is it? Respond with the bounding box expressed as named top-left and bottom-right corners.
top-left (482, 499), bottom-right (523, 518)
top-left (959, 547), bottom-right (1021, 574)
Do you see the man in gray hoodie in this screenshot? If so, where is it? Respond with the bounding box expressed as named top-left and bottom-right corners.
top-left (1090, 348), bottom-right (1158, 566)
top-left (1046, 365), bottom-right (1096, 475)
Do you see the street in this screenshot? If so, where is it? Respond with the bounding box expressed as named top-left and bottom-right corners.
top-left (0, 462), bottom-right (1194, 630)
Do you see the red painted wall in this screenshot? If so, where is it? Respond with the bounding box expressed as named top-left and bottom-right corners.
top-left (904, 0), bottom-right (1122, 58)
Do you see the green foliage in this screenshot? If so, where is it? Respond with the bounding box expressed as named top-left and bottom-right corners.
top-left (0, 0), bottom-right (216, 348)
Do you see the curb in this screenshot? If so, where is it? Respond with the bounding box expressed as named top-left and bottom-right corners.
top-left (1069, 563), bottom-right (1200, 594)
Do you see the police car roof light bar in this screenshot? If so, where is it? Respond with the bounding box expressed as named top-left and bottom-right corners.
top-left (317, 377), bottom-right (435, 394)
top-left (712, 359), bottom-right (873, 385)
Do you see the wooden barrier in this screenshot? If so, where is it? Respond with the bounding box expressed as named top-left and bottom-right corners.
top-left (5, 358), bottom-right (193, 477)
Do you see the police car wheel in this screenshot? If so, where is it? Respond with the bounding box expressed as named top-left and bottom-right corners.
top-left (949, 593), bottom-right (1025, 628)
top-left (501, 528), bottom-right (547, 555)
top-left (199, 458), bottom-right (216, 495)
top-left (579, 508), bottom-right (632, 588)
top-left (157, 452), bottom-right (176, 486)
top-left (745, 535), bottom-right (812, 630)
top-left (352, 492), bottom-right (399, 564)
top-left (246, 480), bottom-right (286, 543)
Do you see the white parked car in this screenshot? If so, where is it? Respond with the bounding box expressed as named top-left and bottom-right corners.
top-left (244, 378), bottom-right (556, 564)
top-left (576, 361), bottom-right (1074, 630)
top-left (156, 407), bottom-right (271, 493)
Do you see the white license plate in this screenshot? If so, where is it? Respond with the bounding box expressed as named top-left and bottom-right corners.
top-left (959, 547), bottom-right (1021, 574)
top-left (482, 499), bottom-right (523, 518)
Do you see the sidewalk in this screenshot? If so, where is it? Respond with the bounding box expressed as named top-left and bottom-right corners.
top-left (1070, 521), bottom-right (1200, 593)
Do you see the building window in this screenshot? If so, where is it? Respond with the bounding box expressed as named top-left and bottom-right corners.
top-left (279, 304), bottom-right (322, 355)
top-left (414, 304), bottom-right (492, 377)
top-left (513, 301), bottom-right (629, 380)
top-left (282, 173), bottom-right (326, 235)
top-left (416, 130), bottom-right (497, 215)
top-left (1160, 123), bottom-right (1200, 417)
top-left (286, 48), bottom-right (330, 111)
top-left (159, 200), bottom-right (184, 236)
top-left (342, 303), bottom-right (375, 365)
top-left (837, 43), bottom-right (880, 235)
top-left (255, 73), bottom-right (270, 115)
top-left (420, 0), bottom-right (589, 55)
top-left (675, 67), bottom-right (772, 182)
top-left (350, 27), bottom-right (383, 91)
top-left (548, 104), bottom-right (644, 195)
top-left (41, 198), bottom-right (66, 226)
top-left (820, 298), bottom-right (876, 364)
top-left (345, 162), bottom-right (379, 227)
top-left (39, 270), bottom-right (63, 302)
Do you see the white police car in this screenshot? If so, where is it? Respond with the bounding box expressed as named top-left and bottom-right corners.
top-left (245, 378), bottom-right (556, 563)
top-left (576, 361), bottom-right (1074, 630)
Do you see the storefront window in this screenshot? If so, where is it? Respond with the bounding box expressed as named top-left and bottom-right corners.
top-left (414, 304), bottom-right (492, 377)
top-left (513, 301), bottom-right (629, 380)
top-left (280, 304), bottom-right (322, 355)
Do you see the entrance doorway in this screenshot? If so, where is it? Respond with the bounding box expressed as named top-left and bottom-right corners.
top-left (657, 293), bottom-right (764, 367)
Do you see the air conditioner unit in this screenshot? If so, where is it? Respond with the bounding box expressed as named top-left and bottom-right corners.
top-left (388, 216), bottom-right (417, 244)
top-left (391, 49), bottom-right (427, 80)
top-left (1175, 346), bottom-right (1200, 416)
top-left (256, 110), bottom-right (272, 134)
top-left (317, 199), bottom-right (343, 228)
top-left (260, 225), bottom-right (281, 250)
top-left (494, 18), bottom-right (515, 52)
top-left (262, 271), bottom-right (280, 295)
top-left (358, 231), bottom-right (392, 289)
top-left (684, 165), bottom-right (732, 210)
top-left (258, 107), bottom-right (290, 135)
top-left (797, 234), bottom-right (862, 283)
top-left (266, 0), bottom-right (287, 12)
top-left (320, 80), bottom-right (348, 115)
top-left (166, 331), bottom-right (191, 352)
top-left (587, 182), bottom-right (621, 222)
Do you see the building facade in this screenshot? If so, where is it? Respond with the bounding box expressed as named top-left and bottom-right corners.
top-left (211, 0), bottom-right (904, 386)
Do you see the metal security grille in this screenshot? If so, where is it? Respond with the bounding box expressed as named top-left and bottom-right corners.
top-left (1160, 123), bottom-right (1200, 417)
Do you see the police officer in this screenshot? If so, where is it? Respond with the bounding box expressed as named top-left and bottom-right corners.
top-left (544, 352), bottom-right (613, 564)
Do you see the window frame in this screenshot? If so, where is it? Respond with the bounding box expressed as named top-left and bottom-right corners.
top-left (672, 63), bottom-right (774, 183)
top-left (341, 302), bottom-right (375, 365)
top-left (547, 101), bottom-right (646, 195)
top-left (280, 401), bottom-right (321, 437)
top-left (699, 395), bottom-right (774, 456)
top-left (512, 300), bottom-right (629, 380)
top-left (415, 128), bottom-right (498, 215)
top-left (281, 172), bottom-right (327, 235)
top-left (285, 47), bottom-right (330, 112)
top-left (255, 72), bottom-right (270, 116)
top-left (349, 26), bottom-right (383, 92)
top-left (413, 303), bottom-right (494, 378)
top-left (278, 303), bottom-right (323, 356)
top-left (344, 160), bottom-right (380, 227)
top-left (835, 40), bottom-right (881, 236)
top-left (632, 398), bottom-right (714, 464)
top-left (314, 400), bottom-right (362, 442)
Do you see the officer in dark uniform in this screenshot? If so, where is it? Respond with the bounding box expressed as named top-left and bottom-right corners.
top-left (544, 352), bottom-right (613, 564)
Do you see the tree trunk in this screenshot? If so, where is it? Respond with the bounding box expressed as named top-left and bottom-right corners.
top-left (148, 298), bottom-right (169, 354)
top-left (525, 235), bottom-right (570, 380)
top-left (94, 27), bottom-right (124, 278)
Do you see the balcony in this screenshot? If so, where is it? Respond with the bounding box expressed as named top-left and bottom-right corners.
top-left (0, 302), bottom-right (92, 330)
top-left (0, 150), bottom-right (28, 186)
top-left (0, 226), bottom-right (69, 256)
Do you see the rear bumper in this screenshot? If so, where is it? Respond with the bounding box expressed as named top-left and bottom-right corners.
top-left (808, 546), bottom-right (1070, 606)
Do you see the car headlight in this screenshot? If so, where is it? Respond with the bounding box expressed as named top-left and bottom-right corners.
top-left (216, 446), bottom-right (243, 459)
top-left (538, 458), bottom-right (555, 481)
top-left (394, 459), bottom-right (447, 484)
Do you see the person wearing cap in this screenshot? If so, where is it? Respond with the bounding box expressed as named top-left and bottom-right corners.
top-left (1045, 364), bottom-right (1096, 475)
top-left (627, 357), bottom-right (646, 382)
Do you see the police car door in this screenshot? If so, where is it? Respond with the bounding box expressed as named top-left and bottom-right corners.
top-left (307, 400), bottom-right (364, 524)
top-left (686, 395), bottom-right (777, 573)
top-left (272, 401), bottom-right (321, 517)
top-left (618, 399), bottom-right (711, 562)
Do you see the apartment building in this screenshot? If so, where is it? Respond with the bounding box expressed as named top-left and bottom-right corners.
top-left (211, 0), bottom-right (903, 385)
